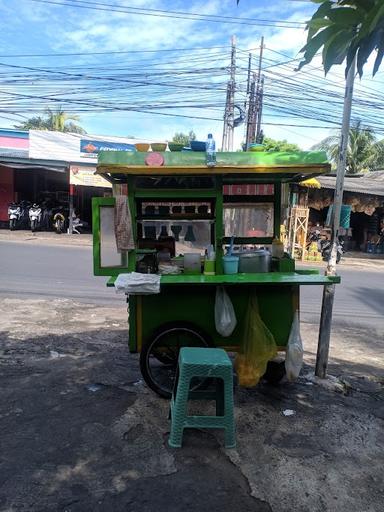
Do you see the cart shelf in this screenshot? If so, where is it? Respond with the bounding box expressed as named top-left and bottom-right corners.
top-left (107, 271), bottom-right (340, 287)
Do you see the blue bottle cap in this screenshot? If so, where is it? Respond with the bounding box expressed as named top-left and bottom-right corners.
top-left (207, 133), bottom-right (213, 138)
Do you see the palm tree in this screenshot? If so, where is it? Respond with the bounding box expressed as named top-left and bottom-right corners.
top-left (45, 107), bottom-right (86, 134)
top-left (14, 107), bottom-right (86, 134)
top-left (312, 121), bottom-right (384, 174)
top-left (14, 116), bottom-right (49, 131)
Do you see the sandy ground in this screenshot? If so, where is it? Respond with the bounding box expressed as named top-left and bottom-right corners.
top-left (0, 295), bottom-right (383, 512)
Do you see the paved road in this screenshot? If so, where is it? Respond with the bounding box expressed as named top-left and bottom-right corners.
top-left (0, 241), bottom-right (383, 328)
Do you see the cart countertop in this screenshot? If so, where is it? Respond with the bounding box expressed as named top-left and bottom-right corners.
top-left (107, 271), bottom-right (340, 287)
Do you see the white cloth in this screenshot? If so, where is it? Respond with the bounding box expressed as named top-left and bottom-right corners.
top-left (114, 272), bottom-right (160, 295)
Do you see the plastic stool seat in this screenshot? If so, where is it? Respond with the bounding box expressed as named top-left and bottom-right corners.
top-left (169, 347), bottom-right (236, 449)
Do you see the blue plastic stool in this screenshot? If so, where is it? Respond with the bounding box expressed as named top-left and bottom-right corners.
top-left (168, 347), bottom-right (236, 449)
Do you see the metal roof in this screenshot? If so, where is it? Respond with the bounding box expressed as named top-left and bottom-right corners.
top-left (0, 148), bottom-right (29, 159)
top-left (318, 171), bottom-right (384, 197)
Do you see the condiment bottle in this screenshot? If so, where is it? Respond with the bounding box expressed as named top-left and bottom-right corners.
top-left (272, 237), bottom-right (284, 259)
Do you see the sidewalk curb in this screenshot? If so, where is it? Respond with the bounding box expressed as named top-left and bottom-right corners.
top-left (0, 230), bottom-right (92, 247)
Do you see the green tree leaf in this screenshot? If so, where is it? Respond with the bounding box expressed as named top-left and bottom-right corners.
top-left (327, 6), bottom-right (361, 25)
top-left (356, 28), bottom-right (382, 76)
top-left (238, 0), bottom-right (384, 77)
top-left (298, 25), bottom-right (340, 70)
top-left (373, 31), bottom-right (384, 74)
top-left (323, 30), bottom-right (353, 73)
top-left (307, 17), bottom-right (333, 39)
top-left (262, 137), bottom-right (301, 152)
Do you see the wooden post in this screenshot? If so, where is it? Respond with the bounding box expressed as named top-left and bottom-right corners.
top-left (327, 57), bottom-right (356, 275)
top-left (315, 284), bottom-right (335, 378)
top-left (68, 184), bottom-right (74, 234)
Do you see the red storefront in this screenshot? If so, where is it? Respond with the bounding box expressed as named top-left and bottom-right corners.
top-left (0, 130), bottom-right (30, 223)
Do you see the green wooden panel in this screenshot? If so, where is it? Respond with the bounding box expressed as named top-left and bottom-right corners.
top-left (128, 295), bottom-right (137, 352)
top-left (215, 175), bottom-right (224, 275)
top-left (139, 284), bottom-right (296, 351)
top-left (274, 181), bottom-right (282, 239)
top-left (98, 150), bottom-right (329, 167)
top-left (159, 273), bottom-right (341, 285)
top-left (92, 196), bottom-right (132, 276)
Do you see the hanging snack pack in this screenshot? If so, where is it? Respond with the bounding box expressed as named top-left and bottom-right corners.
top-left (235, 292), bottom-right (277, 387)
top-left (215, 286), bottom-right (237, 337)
top-left (285, 310), bottom-right (303, 381)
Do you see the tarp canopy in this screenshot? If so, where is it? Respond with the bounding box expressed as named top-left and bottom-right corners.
top-left (318, 171), bottom-right (384, 197)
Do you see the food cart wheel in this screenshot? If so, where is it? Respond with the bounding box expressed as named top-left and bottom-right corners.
top-left (140, 321), bottom-right (213, 398)
top-left (263, 361), bottom-right (286, 385)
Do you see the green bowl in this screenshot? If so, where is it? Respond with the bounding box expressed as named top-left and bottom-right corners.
top-left (168, 143), bottom-right (184, 152)
top-left (248, 144), bottom-right (265, 152)
top-left (151, 143), bottom-right (167, 152)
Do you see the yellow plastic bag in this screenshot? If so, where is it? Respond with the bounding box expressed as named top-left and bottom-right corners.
top-left (235, 292), bottom-right (277, 387)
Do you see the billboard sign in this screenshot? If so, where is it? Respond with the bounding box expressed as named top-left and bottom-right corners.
top-left (80, 139), bottom-right (135, 157)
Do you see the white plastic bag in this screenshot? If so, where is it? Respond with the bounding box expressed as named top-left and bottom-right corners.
top-left (285, 310), bottom-right (303, 381)
top-left (114, 272), bottom-right (160, 295)
top-left (215, 286), bottom-right (237, 337)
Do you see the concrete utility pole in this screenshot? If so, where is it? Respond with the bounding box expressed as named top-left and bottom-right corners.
top-left (315, 56), bottom-right (356, 379)
top-left (245, 73), bottom-right (257, 147)
top-left (245, 37), bottom-right (264, 149)
top-left (222, 35), bottom-right (236, 151)
top-left (256, 75), bottom-right (264, 143)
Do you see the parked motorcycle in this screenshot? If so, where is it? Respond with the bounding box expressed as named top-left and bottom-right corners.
top-left (52, 209), bottom-right (66, 234)
top-left (8, 202), bottom-right (21, 230)
top-left (320, 237), bottom-right (344, 264)
top-left (29, 203), bottom-right (42, 232)
top-left (19, 200), bottom-right (32, 229)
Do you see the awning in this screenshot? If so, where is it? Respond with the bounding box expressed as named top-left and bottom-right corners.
top-left (0, 156), bottom-right (67, 173)
top-left (299, 178), bottom-right (321, 189)
top-left (318, 171), bottom-right (384, 197)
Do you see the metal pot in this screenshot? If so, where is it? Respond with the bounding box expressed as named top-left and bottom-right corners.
top-left (238, 250), bottom-right (271, 273)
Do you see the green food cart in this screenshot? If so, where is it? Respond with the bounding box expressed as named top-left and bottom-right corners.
top-left (92, 150), bottom-right (340, 397)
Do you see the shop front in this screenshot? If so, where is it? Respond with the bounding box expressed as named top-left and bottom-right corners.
top-left (307, 172), bottom-right (384, 253)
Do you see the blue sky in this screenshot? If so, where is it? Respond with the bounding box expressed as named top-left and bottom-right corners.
top-left (1, 0), bottom-right (383, 149)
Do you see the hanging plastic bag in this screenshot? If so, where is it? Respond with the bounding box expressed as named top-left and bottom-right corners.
top-left (215, 286), bottom-right (237, 337)
top-left (235, 292), bottom-right (277, 387)
top-left (285, 311), bottom-right (303, 381)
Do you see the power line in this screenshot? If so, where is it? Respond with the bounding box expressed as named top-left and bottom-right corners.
top-left (27, 0), bottom-right (306, 28)
top-left (0, 46), bottom-right (229, 58)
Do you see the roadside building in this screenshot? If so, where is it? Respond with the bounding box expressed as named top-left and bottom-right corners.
top-left (306, 172), bottom-right (384, 252)
top-left (0, 129), bottom-right (151, 230)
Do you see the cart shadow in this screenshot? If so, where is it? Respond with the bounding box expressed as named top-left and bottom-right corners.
top-left (0, 328), bottom-right (383, 511)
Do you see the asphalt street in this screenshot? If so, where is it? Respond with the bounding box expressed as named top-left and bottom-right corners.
top-left (0, 240), bottom-right (383, 328)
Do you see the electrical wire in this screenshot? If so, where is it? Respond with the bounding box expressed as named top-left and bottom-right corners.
top-left (27, 0), bottom-right (307, 28)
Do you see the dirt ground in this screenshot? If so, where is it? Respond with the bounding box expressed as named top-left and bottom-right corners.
top-left (0, 296), bottom-right (383, 512)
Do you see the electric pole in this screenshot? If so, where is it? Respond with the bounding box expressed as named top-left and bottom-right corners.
top-left (256, 75), bottom-right (264, 142)
top-left (245, 37), bottom-right (264, 148)
top-left (245, 73), bottom-right (257, 147)
top-left (222, 35), bottom-right (236, 151)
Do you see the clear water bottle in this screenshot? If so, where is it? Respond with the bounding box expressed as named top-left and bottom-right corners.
top-left (205, 133), bottom-right (216, 167)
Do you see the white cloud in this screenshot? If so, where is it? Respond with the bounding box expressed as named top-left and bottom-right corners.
top-left (1, 0), bottom-right (383, 150)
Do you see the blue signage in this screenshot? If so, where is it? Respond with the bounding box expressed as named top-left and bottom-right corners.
top-left (80, 139), bottom-right (135, 157)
